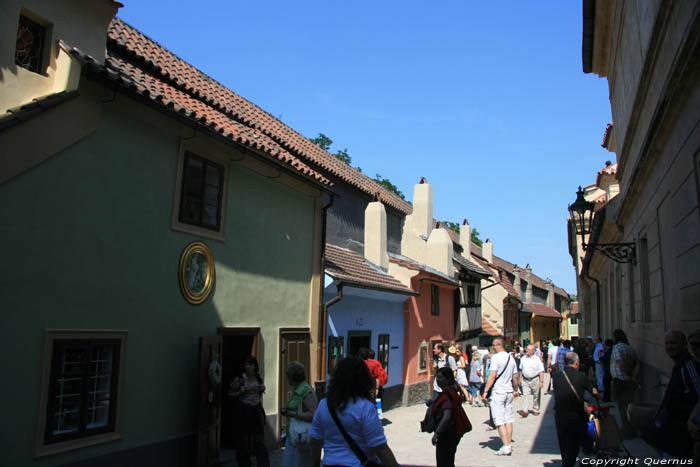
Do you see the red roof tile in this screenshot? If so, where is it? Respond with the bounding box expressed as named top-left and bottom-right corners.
top-left (325, 245), bottom-right (413, 294)
top-left (388, 255), bottom-right (459, 286)
top-left (481, 318), bottom-right (501, 337)
top-left (601, 123), bottom-right (613, 148)
top-left (526, 303), bottom-right (562, 319)
top-left (105, 19), bottom-right (413, 213)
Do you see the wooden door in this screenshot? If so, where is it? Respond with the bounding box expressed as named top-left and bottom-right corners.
top-left (278, 329), bottom-right (310, 439)
top-left (197, 335), bottom-right (223, 467)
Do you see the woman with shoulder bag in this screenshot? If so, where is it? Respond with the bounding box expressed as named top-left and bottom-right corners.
top-left (283, 361), bottom-right (318, 467)
top-left (432, 367), bottom-right (472, 467)
top-left (228, 355), bottom-right (269, 467)
top-left (309, 356), bottom-right (399, 467)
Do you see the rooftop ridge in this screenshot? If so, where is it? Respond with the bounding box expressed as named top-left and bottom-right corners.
top-left (109, 18), bottom-right (413, 214)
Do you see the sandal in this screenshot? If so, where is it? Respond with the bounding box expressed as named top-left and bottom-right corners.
top-left (485, 426), bottom-right (496, 431)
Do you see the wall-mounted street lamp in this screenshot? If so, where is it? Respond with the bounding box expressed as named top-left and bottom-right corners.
top-left (568, 186), bottom-right (636, 264)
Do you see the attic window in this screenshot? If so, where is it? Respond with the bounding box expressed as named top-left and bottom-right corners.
top-left (15, 15), bottom-right (45, 73)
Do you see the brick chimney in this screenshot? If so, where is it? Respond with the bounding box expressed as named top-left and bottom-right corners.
top-left (545, 279), bottom-right (555, 308)
top-left (524, 264), bottom-right (532, 303)
top-left (482, 238), bottom-right (493, 264)
top-left (427, 223), bottom-right (454, 276)
top-left (512, 265), bottom-right (522, 300)
top-left (460, 219), bottom-right (472, 260)
top-left (364, 197), bottom-right (389, 270)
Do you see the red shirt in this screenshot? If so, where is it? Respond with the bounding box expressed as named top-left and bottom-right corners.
top-left (365, 359), bottom-right (388, 387)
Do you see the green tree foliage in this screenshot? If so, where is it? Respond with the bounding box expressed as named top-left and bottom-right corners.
top-left (310, 133), bottom-right (333, 151)
top-left (442, 221), bottom-right (484, 247)
top-left (310, 133), bottom-right (352, 165)
top-left (374, 174), bottom-right (405, 200)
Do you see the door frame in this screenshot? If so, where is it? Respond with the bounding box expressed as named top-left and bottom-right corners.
top-left (278, 327), bottom-right (311, 439)
top-left (217, 327), bottom-right (261, 362)
top-left (346, 330), bottom-right (372, 357)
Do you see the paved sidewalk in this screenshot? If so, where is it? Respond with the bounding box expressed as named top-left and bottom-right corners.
top-left (381, 391), bottom-right (562, 467)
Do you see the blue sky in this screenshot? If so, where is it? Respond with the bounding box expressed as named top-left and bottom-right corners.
top-left (118, 1), bottom-right (613, 294)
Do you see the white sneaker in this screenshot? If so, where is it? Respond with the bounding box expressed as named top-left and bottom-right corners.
top-left (494, 446), bottom-right (512, 456)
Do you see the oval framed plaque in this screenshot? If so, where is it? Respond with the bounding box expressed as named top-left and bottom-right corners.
top-left (179, 241), bottom-right (215, 305)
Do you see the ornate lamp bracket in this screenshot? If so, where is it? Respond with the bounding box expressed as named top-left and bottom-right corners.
top-left (583, 242), bottom-right (636, 264)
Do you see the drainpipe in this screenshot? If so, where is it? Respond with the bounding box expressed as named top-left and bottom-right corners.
top-left (319, 283), bottom-right (343, 383)
top-left (585, 268), bottom-right (601, 337)
top-left (317, 193), bottom-right (335, 383)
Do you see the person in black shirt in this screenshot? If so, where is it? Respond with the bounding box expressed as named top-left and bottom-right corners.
top-left (553, 351), bottom-right (598, 467)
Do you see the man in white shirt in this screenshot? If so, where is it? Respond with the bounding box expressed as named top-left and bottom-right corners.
top-left (432, 342), bottom-right (456, 399)
top-left (518, 344), bottom-right (545, 417)
top-left (483, 338), bottom-right (519, 456)
top-left (546, 338), bottom-right (561, 393)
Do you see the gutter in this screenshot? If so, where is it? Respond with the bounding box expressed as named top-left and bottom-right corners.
top-left (582, 0), bottom-right (596, 73)
top-left (332, 278), bottom-right (417, 297)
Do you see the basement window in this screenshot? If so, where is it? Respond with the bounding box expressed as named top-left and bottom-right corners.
top-left (15, 14), bottom-right (47, 74)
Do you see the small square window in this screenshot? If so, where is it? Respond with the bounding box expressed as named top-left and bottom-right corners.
top-left (178, 152), bottom-right (224, 231)
top-left (16, 15), bottom-right (45, 73)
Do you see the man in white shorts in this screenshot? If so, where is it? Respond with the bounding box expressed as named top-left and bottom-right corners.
top-left (483, 338), bottom-right (519, 456)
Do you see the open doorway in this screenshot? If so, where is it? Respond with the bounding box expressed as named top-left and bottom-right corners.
top-left (218, 328), bottom-right (260, 460)
top-left (347, 330), bottom-right (371, 357)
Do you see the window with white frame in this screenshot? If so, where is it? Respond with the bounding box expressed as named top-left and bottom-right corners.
top-left (36, 331), bottom-right (126, 456)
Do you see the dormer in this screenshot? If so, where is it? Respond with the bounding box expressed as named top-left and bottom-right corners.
top-left (1, 0), bottom-right (122, 112)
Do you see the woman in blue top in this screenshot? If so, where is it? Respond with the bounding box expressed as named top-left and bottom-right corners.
top-left (310, 356), bottom-right (399, 467)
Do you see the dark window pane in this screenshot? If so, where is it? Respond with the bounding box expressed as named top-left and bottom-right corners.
top-left (47, 339), bottom-right (119, 444)
top-left (15, 16), bottom-right (44, 73)
top-left (205, 164), bottom-right (221, 188)
top-left (179, 153), bottom-right (223, 230)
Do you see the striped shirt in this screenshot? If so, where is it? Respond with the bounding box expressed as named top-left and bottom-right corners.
top-left (611, 342), bottom-right (636, 380)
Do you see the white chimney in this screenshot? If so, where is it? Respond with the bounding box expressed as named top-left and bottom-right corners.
top-left (427, 224), bottom-right (454, 276)
top-left (364, 198), bottom-right (389, 270)
top-left (459, 219), bottom-right (472, 260)
top-left (482, 238), bottom-right (493, 263)
top-left (413, 177), bottom-right (433, 238)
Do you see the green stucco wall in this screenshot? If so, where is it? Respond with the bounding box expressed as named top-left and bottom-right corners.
top-left (0, 99), bottom-right (316, 466)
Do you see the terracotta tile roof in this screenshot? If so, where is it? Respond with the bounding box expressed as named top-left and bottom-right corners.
top-left (324, 244), bottom-right (413, 295)
top-left (481, 318), bottom-right (501, 337)
top-left (102, 19), bottom-right (413, 213)
top-left (62, 39), bottom-right (331, 187)
top-left (601, 123), bottom-right (614, 148)
top-left (571, 302), bottom-right (579, 315)
top-left (491, 257), bottom-right (568, 298)
top-left (388, 254), bottom-right (459, 286)
top-left (453, 254), bottom-right (490, 277)
top-left (525, 303), bottom-right (562, 319)
top-left (0, 90), bottom-right (79, 131)
top-left (598, 162), bottom-right (618, 176)
top-left (471, 256), bottom-right (520, 300)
